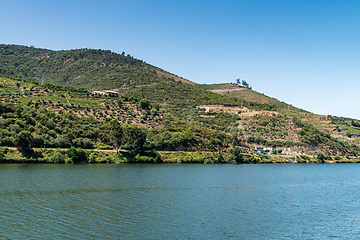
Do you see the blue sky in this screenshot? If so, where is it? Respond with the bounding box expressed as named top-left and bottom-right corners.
top-left (1, 0), bottom-right (360, 119)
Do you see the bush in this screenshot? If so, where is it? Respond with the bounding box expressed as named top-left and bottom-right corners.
top-left (1, 137), bottom-right (14, 146)
top-left (65, 158), bottom-right (73, 164)
top-left (88, 152), bottom-right (98, 163)
top-left (335, 155), bottom-right (341, 160)
top-left (0, 148), bottom-right (4, 163)
top-left (147, 149), bottom-right (162, 163)
top-left (135, 155), bottom-right (153, 163)
top-left (48, 151), bottom-right (65, 164)
top-left (138, 98), bottom-right (150, 110)
top-left (300, 155), bottom-right (310, 161)
top-left (66, 147), bottom-right (88, 163)
top-left (244, 155), bottom-right (259, 164)
top-left (231, 147), bottom-right (243, 164)
top-left (316, 152), bottom-right (325, 163)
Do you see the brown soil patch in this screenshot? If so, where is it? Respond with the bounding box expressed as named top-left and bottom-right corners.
top-left (155, 70), bottom-right (195, 85)
top-left (197, 105), bottom-right (279, 117)
top-left (209, 88), bottom-right (245, 93)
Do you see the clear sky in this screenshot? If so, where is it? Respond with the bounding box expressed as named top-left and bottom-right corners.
top-left (1, 0), bottom-right (360, 119)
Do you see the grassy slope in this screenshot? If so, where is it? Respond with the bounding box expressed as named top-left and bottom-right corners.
top-left (0, 44), bottom-right (195, 90)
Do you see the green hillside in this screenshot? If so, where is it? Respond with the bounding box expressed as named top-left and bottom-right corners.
top-left (0, 76), bottom-right (241, 162)
top-left (1, 44), bottom-right (360, 163)
top-left (0, 44), bottom-right (193, 90)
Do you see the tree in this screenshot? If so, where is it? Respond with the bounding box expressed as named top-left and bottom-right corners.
top-left (316, 152), bottom-right (325, 163)
top-left (109, 120), bottom-right (122, 153)
top-left (49, 150), bottom-right (65, 164)
top-left (66, 147), bottom-right (88, 163)
top-left (241, 80), bottom-right (249, 88)
top-left (13, 130), bottom-right (34, 155)
top-left (121, 124), bottom-right (147, 153)
top-left (138, 98), bottom-right (150, 110)
top-left (231, 147), bottom-right (243, 163)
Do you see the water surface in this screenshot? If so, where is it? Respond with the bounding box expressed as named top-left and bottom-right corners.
top-left (1, 164), bottom-right (360, 239)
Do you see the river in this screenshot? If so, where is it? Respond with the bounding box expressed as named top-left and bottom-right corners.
top-left (1, 163), bottom-right (359, 239)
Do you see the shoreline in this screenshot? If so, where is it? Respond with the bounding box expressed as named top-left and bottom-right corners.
top-left (0, 147), bottom-right (358, 164)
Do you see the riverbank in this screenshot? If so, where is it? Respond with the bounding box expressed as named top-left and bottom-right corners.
top-left (0, 147), bottom-right (359, 164)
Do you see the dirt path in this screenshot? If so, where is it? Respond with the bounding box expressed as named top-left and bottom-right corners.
top-left (209, 88), bottom-right (245, 93)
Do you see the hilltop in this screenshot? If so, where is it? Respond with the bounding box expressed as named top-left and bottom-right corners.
top-left (1, 44), bottom-right (360, 163)
top-left (0, 44), bottom-right (194, 89)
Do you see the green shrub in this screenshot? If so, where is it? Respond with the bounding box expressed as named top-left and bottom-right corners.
top-left (231, 147), bottom-right (243, 164)
top-left (49, 151), bottom-right (65, 164)
top-left (65, 158), bottom-right (73, 164)
top-left (138, 98), bottom-right (150, 110)
top-left (66, 147), bottom-right (88, 163)
top-left (0, 149), bottom-right (4, 162)
top-left (316, 152), bottom-right (325, 163)
top-left (88, 152), bottom-right (99, 163)
top-left (135, 155), bottom-right (153, 163)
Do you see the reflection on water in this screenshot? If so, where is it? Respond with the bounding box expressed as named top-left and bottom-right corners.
top-left (0, 164), bottom-right (360, 239)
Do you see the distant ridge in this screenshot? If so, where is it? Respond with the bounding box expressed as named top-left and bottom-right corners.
top-left (0, 44), bottom-right (194, 90)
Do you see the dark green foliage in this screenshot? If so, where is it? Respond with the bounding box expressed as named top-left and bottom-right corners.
top-left (232, 147), bottom-right (243, 163)
top-left (247, 135), bottom-right (266, 145)
top-left (121, 124), bottom-right (147, 153)
top-left (299, 155), bottom-right (310, 161)
top-left (243, 155), bottom-right (259, 164)
top-left (147, 149), bottom-right (162, 163)
top-left (316, 153), bottom-right (325, 163)
top-left (66, 147), bottom-right (88, 163)
top-left (351, 120), bottom-right (360, 128)
top-left (0, 148), bottom-right (4, 162)
top-left (138, 98), bottom-right (150, 110)
top-left (109, 120), bottom-right (122, 152)
top-left (13, 130), bottom-right (34, 155)
top-left (48, 150), bottom-right (65, 164)
top-left (215, 151), bottom-right (225, 163)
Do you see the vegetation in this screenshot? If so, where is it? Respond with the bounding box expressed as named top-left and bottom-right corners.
top-left (1, 44), bottom-right (360, 164)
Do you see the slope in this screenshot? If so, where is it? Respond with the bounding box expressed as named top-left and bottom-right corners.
top-left (2, 44), bottom-right (360, 158)
top-left (0, 44), bottom-right (194, 90)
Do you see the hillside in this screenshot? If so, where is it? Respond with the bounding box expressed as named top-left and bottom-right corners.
top-left (199, 83), bottom-right (360, 156)
top-left (0, 76), bottom-right (234, 153)
top-left (0, 44), bottom-right (194, 90)
top-left (1, 44), bottom-right (360, 163)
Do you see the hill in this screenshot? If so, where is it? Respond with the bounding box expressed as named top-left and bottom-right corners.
top-left (1, 44), bottom-right (360, 163)
top-left (0, 44), bottom-right (194, 90)
top-left (198, 83), bottom-right (360, 156)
